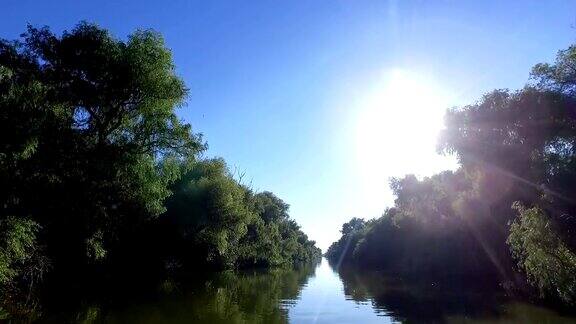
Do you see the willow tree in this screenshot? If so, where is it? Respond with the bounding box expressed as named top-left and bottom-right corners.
top-left (0, 22), bottom-right (204, 281)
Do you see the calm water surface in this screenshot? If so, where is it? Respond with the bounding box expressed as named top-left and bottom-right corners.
top-left (38, 258), bottom-right (576, 323)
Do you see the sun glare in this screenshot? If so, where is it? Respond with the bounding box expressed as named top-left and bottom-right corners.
top-left (354, 69), bottom-right (458, 198)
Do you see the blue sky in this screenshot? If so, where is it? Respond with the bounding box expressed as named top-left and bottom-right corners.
top-left (3, 0), bottom-right (576, 250)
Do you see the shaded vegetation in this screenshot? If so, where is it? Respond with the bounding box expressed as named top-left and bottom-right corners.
top-left (327, 43), bottom-right (576, 306)
top-left (0, 22), bottom-right (320, 318)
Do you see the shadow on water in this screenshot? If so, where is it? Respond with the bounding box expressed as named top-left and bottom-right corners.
top-left (32, 263), bottom-right (318, 324)
top-left (13, 259), bottom-right (576, 323)
top-left (331, 261), bottom-right (576, 324)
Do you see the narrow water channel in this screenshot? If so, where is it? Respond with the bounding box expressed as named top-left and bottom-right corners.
top-left (37, 258), bottom-right (575, 323)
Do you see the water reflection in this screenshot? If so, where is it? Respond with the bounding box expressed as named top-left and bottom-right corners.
top-left (331, 261), bottom-right (576, 324)
top-left (31, 258), bottom-right (576, 323)
top-left (284, 259), bottom-right (394, 324)
top-left (39, 264), bottom-right (317, 323)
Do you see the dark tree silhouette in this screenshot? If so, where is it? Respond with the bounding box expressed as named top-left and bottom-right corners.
top-left (328, 43), bottom-right (576, 305)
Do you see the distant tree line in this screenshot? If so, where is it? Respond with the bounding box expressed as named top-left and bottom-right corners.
top-left (0, 23), bottom-right (320, 315)
top-left (327, 43), bottom-right (576, 306)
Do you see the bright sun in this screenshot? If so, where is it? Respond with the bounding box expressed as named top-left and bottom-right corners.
top-left (354, 69), bottom-right (458, 198)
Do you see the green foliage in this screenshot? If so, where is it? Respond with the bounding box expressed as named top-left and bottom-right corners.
top-left (0, 217), bottom-right (39, 285)
top-left (163, 158), bottom-right (255, 267)
top-left (508, 204), bottom-right (576, 304)
top-left (161, 159), bottom-right (321, 270)
top-left (325, 217), bottom-right (367, 265)
top-left (531, 45), bottom-right (576, 94)
top-left (0, 21), bottom-right (204, 275)
top-left (0, 22), bottom-right (320, 317)
top-left (85, 231), bottom-right (107, 262)
top-left (254, 191), bottom-right (289, 223)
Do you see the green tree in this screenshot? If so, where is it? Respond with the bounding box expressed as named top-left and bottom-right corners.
top-left (508, 203), bottom-right (576, 304)
top-left (0, 21), bottom-right (203, 282)
top-left (0, 217), bottom-right (40, 285)
top-left (159, 159), bottom-right (321, 271)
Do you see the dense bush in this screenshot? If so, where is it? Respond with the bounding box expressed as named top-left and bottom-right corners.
top-left (157, 158), bottom-right (321, 271)
top-left (508, 204), bottom-right (576, 304)
top-left (0, 22), bottom-right (320, 314)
